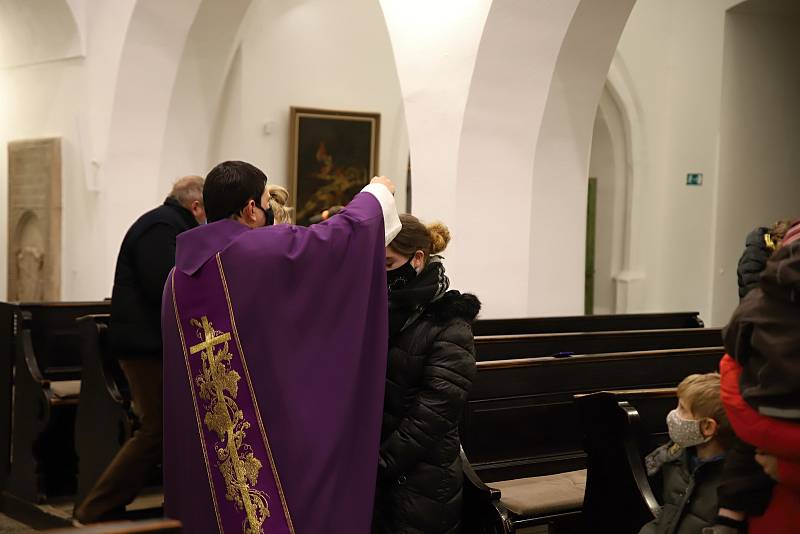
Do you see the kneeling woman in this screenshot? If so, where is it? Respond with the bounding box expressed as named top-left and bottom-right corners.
top-left (373, 214), bottom-right (480, 534)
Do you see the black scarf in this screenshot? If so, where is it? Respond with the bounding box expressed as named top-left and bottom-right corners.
top-left (388, 259), bottom-right (450, 342)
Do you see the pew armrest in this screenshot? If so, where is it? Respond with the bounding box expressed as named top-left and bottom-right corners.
top-left (98, 327), bottom-right (127, 406)
top-left (461, 447), bottom-right (515, 533)
top-left (461, 447), bottom-right (501, 500)
top-left (619, 401), bottom-right (661, 518)
top-left (18, 328), bottom-right (46, 385)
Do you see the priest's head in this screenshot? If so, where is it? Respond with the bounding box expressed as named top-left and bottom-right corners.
top-left (171, 175), bottom-right (206, 224)
top-left (203, 160), bottom-right (273, 228)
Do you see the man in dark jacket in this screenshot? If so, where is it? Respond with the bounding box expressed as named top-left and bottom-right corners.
top-left (74, 176), bottom-right (205, 523)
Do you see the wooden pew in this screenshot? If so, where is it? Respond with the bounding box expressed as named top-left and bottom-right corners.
top-left (74, 314), bottom-right (138, 509)
top-left (576, 389), bottom-right (678, 534)
top-left (3, 301), bottom-right (110, 503)
top-left (0, 302), bottom-right (15, 489)
top-left (460, 347), bottom-right (722, 533)
top-left (475, 327), bottom-right (722, 361)
top-left (44, 519), bottom-right (182, 533)
top-left (473, 311), bottom-right (704, 336)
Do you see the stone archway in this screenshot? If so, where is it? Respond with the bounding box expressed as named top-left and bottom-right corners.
top-left (524, 0), bottom-right (637, 316)
top-left (98, 0), bottom-right (247, 284)
top-left (444, 0), bottom-right (637, 317)
top-left (0, 0), bottom-right (84, 68)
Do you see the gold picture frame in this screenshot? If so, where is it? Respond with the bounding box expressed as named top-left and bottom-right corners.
top-left (289, 107), bottom-right (380, 226)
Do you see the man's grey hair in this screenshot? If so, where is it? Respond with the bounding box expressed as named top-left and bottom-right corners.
top-left (170, 175), bottom-right (205, 207)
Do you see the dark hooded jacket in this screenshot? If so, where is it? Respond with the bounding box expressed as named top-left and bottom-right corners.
top-left (639, 442), bottom-right (726, 534)
top-left (723, 238), bottom-right (800, 420)
top-left (737, 227), bottom-right (771, 299)
top-left (373, 287), bottom-right (480, 534)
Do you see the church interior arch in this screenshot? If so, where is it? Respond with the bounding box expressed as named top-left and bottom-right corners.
top-left (588, 84), bottom-right (631, 315)
top-left (0, 0), bottom-right (83, 68)
top-left (1, 0), bottom-right (798, 325)
top-left (159, 0), bottom-right (410, 215)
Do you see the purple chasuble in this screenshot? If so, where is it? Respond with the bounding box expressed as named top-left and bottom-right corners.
top-left (161, 192), bottom-right (389, 533)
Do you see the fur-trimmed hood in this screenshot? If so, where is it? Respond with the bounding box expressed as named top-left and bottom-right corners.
top-left (425, 290), bottom-right (481, 323)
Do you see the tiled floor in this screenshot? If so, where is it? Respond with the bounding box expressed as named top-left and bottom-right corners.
top-left (0, 489), bottom-right (163, 532)
top-left (0, 513), bottom-right (30, 533)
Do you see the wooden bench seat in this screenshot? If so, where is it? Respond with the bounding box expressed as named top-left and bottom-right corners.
top-left (44, 519), bottom-right (182, 533)
top-left (48, 380), bottom-right (82, 403)
top-left (492, 469), bottom-right (587, 517)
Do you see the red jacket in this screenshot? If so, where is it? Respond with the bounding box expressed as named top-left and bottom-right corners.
top-left (720, 355), bottom-right (800, 534)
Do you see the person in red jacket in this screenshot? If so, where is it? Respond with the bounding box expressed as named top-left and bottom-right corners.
top-left (709, 221), bottom-right (800, 534)
top-left (717, 356), bottom-right (800, 533)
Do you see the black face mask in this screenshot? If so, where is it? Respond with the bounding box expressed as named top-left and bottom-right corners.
top-left (255, 203), bottom-right (274, 226)
top-left (387, 259), bottom-right (417, 293)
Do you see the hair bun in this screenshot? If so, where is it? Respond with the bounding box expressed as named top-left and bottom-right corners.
top-left (427, 222), bottom-right (451, 254)
top-left (267, 185), bottom-right (289, 207)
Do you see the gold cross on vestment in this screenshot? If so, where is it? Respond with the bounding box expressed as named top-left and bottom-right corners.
top-left (190, 316), bottom-right (231, 356)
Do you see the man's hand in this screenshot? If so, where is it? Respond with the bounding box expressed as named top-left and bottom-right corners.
top-left (370, 176), bottom-right (396, 195)
top-left (755, 451), bottom-right (780, 481)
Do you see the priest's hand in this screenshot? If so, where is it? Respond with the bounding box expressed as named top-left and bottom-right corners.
top-left (370, 175), bottom-right (396, 195)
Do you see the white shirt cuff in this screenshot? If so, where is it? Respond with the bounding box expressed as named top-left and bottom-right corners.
top-left (361, 183), bottom-right (401, 246)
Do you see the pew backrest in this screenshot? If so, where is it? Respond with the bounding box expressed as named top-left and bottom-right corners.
top-left (461, 347), bottom-right (722, 482)
top-left (76, 314), bottom-right (128, 404)
top-left (473, 311), bottom-right (704, 336)
top-left (18, 302), bottom-right (111, 381)
top-left (0, 302), bottom-right (14, 483)
top-left (474, 327), bottom-right (722, 361)
top-left (576, 389), bottom-right (677, 533)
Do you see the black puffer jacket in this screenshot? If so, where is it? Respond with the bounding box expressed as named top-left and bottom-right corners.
top-left (737, 226), bottom-right (770, 299)
top-left (373, 291), bottom-right (480, 534)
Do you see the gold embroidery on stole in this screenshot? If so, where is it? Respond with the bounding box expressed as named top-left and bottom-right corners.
top-left (189, 316), bottom-right (269, 534)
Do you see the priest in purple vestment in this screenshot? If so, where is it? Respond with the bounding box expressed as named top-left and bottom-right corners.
top-left (161, 161), bottom-right (400, 534)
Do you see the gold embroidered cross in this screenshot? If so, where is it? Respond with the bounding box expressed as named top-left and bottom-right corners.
top-left (188, 315), bottom-right (268, 533)
top-left (190, 316), bottom-right (231, 356)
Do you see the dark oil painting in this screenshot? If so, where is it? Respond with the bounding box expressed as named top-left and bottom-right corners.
top-left (289, 107), bottom-right (380, 226)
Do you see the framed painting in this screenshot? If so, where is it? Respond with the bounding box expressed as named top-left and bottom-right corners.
top-left (289, 107), bottom-right (380, 225)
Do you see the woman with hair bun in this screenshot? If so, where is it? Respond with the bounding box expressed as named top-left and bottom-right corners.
top-left (267, 184), bottom-right (293, 224)
top-left (373, 214), bottom-right (480, 534)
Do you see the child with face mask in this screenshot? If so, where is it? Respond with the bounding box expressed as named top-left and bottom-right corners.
top-left (638, 373), bottom-right (733, 534)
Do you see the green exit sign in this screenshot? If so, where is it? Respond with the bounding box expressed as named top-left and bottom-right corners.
top-left (687, 173), bottom-right (703, 186)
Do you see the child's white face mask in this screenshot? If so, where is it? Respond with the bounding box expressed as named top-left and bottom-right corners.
top-left (666, 409), bottom-right (712, 448)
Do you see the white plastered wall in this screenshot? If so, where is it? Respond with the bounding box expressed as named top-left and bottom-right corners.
top-left (205, 0), bottom-right (409, 209)
top-left (0, 0), bottom-right (137, 300)
top-left (606, 0), bottom-right (742, 324)
top-left (381, 0), bottom-right (638, 318)
top-left (8, 0), bottom-right (792, 323)
top-left (711, 4), bottom-right (800, 325)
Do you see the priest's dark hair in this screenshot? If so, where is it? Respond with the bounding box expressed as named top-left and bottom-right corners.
top-left (203, 160), bottom-right (268, 222)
